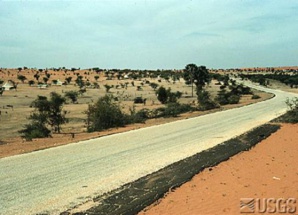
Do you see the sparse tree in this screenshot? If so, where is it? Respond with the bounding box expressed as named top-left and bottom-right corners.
top-left (19, 93), bottom-right (67, 140)
top-left (156, 86), bottom-right (168, 104)
top-left (94, 75), bottom-right (100, 81)
top-left (149, 82), bottom-right (159, 90)
top-left (17, 75), bottom-right (27, 83)
top-left (43, 77), bottom-right (49, 83)
top-left (64, 90), bottom-right (79, 104)
top-left (183, 64), bottom-right (211, 97)
top-left (104, 84), bottom-right (113, 93)
top-left (86, 95), bottom-right (128, 132)
top-left (34, 74), bottom-right (40, 81)
top-left (28, 80), bottom-right (35, 86)
top-left (65, 76), bottom-right (72, 84)
top-left (197, 89), bottom-right (217, 110)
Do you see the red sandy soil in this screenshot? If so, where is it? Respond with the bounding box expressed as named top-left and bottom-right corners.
top-left (139, 123), bottom-right (298, 215)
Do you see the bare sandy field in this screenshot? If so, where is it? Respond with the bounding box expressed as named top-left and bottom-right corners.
top-left (139, 123), bottom-right (298, 215)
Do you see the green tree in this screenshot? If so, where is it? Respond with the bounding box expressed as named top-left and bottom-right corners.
top-left (75, 76), bottom-right (85, 88)
top-left (65, 76), bottom-right (72, 84)
top-left (86, 95), bottom-right (128, 132)
top-left (19, 111), bottom-right (51, 141)
top-left (156, 86), bottom-right (182, 104)
top-left (28, 80), bottom-right (35, 86)
top-left (284, 97), bottom-right (298, 123)
top-left (197, 89), bottom-right (218, 110)
top-left (216, 89), bottom-right (229, 105)
top-left (104, 84), bottom-right (113, 93)
top-left (47, 92), bottom-right (67, 133)
top-left (19, 96), bottom-right (51, 140)
top-left (29, 93), bottom-right (67, 133)
top-left (17, 75), bottom-right (27, 83)
top-left (183, 64), bottom-right (210, 96)
top-left (43, 77), bottom-right (49, 83)
top-left (149, 82), bottom-right (159, 90)
top-left (94, 75), bottom-right (100, 81)
top-left (156, 86), bottom-right (168, 104)
top-left (34, 74), bottom-right (40, 81)
top-left (64, 90), bottom-right (79, 104)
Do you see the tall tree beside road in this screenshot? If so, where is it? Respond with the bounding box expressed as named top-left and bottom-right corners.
top-left (183, 64), bottom-right (211, 97)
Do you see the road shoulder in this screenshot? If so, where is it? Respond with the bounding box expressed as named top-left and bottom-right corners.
top-left (64, 123), bottom-right (281, 215)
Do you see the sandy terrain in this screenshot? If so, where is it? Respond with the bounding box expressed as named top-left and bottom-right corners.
top-left (1, 85), bottom-right (294, 215)
top-left (139, 123), bottom-right (298, 215)
top-left (0, 68), bottom-right (273, 158)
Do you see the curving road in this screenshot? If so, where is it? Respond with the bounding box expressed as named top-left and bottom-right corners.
top-left (0, 82), bottom-right (297, 215)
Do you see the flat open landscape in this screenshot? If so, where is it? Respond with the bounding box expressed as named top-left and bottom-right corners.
top-left (0, 80), bottom-right (296, 215)
top-left (1, 1), bottom-right (298, 214)
top-left (0, 68), bottom-right (274, 158)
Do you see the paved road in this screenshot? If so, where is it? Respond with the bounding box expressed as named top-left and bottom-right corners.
top-left (0, 82), bottom-right (297, 215)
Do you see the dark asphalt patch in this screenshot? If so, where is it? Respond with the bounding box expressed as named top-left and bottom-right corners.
top-left (62, 124), bottom-right (280, 215)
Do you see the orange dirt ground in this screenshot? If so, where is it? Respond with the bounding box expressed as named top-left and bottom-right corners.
top-left (139, 123), bottom-right (298, 215)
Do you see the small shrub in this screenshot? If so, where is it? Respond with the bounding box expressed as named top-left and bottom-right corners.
top-left (19, 122), bottom-right (51, 141)
top-left (86, 95), bottom-right (129, 132)
top-left (166, 103), bottom-right (194, 117)
top-left (65, 90), bottom-right (79, 103)
top-left (156, 87), bottom-right (182, 104)
top-left (283, 97), bottom-right (298, 123)
top-left (197, 90), bottom-right (218, 110)
top-left (156, 86), bottom-right (168, 104)
top-left (228, 95), bottom-right (240, 104)
top-left (251, 94), bottom-right (261, 99)
top-left (134, 97), bottom-right (144, 104)
top-left (129, 108), bottom-right (150, 123)
top-left (149, 82), bottom-right (159, 90)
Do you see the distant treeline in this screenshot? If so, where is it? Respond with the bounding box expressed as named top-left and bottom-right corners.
top-left (239, 74), bottom-right (298, 88)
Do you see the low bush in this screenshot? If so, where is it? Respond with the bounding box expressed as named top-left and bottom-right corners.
top-left (251, 94), bottom-right (261, 99)
top-left (166, 103), bottom-right (194, 117)
top-left (197, 90), bottom-right (218, 110)
top-left (283, 97), bottom-right (298, 123)
top-left (129, 108), bottom-right (150, 123)
top-left (228, 95), bottom-right (240, 104)
top-left (19, 122), bottom-right (51, 141)
top-left (86, 95), bottom-right (129, 132)
top-left (134, 97), bottom-right (144, 104)
top-left (150, 103), bottom-right (194, 118)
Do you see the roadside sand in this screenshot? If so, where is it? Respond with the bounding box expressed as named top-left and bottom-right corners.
top-left (139, 123), bottom-right (298, 215)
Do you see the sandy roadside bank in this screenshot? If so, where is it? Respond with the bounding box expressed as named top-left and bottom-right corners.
top-left (139, 123), bottom-right (298, 215)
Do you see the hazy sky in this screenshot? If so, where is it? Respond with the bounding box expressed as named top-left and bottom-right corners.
top-left (0, 0), bottom-right (297, 69)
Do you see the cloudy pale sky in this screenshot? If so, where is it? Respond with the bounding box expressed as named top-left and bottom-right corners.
top-left (0, 0), bottom-right (297, 69)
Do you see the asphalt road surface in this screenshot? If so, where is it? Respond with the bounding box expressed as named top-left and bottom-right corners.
top-left (0, 82), bottom-right (297, 215)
